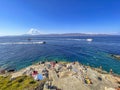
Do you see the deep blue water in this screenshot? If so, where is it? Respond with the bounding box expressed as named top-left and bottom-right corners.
top-left (0, 35), bottom-right (120, 75)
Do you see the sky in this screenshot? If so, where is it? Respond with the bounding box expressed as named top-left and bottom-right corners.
top-left (0, 0), bottom-right (120, 35)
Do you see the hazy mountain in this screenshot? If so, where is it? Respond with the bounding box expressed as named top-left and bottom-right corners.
top-left (116, 32), bottom-right (120, 35)
top-left (25, 32), bottom-right (110, 36)
top-left (24, 29), bottom-right (111, 36)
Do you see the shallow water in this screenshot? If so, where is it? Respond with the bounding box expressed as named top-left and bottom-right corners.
top-left (0, 35), bottom-right (120, 74)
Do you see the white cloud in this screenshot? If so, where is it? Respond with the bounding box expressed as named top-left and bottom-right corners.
top-left (27, 28), bottom-right (42, 35)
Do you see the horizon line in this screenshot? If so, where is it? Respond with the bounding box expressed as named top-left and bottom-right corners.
top-left (0, 32), bottom-right (120, 37)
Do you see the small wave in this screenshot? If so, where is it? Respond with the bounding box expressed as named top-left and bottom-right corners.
top-left (67, 39), bottom-right (86, 41)
top-left (66, 38), bottom-right (93, 41)
top-left (0, 42), bottom-right (45, 45)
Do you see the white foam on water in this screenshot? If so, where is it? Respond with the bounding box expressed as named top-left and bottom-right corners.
top-left (67, 39), bottom-right (86, 41)
top-left (66, 38), bottom-right (93, 41)
top-left (0, 42), bottom-right (45, 45)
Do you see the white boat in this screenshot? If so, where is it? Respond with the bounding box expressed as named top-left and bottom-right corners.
top-left (86, 39), bottom-right (93, 42)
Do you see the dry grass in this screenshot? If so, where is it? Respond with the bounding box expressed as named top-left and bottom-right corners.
top-left (0, 75), bottom-right (47, 90)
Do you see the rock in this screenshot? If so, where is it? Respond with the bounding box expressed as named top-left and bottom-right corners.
top-left (105, 87), bottom-right (115, 90)
top-left (111, 54), bottom-right (120, 60)
top-left (7, 61), bottom-right (120, 90)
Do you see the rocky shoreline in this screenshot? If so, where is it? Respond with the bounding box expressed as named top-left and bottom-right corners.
top-left (0, 61), bottom-right (120, 90)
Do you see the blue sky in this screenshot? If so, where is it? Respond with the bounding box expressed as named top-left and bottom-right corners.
top-left (0, 0), bottom-right (120, 35)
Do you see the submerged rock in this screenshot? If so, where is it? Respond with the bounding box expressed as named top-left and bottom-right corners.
top-left (111, 54), bottom-right (120, 60)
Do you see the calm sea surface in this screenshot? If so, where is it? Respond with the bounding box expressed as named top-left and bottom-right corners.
top-left (0, 35), bottom-right (120, 74)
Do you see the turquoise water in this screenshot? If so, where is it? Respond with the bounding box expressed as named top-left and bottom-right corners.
top-left (0, 35), bottom-right (120, 74)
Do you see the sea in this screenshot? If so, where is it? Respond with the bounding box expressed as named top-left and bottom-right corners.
top-left (0, 35), bottom-right (120, 75)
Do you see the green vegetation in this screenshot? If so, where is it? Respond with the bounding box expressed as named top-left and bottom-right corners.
top-left (59, 61), bottom-right (70, 64)
top-left (0, 75), bottom-right (47, 90)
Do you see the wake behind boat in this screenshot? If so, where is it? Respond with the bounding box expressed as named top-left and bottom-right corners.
top-left (67, 38), bottom-right (93, 42)
top-left (0, 41), bottom-right (46, 45)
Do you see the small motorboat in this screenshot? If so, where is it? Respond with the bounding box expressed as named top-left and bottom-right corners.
top-left (28, 38), bottom-right (32, 41)
top-left (42, 41), bottom-right (46, 44)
